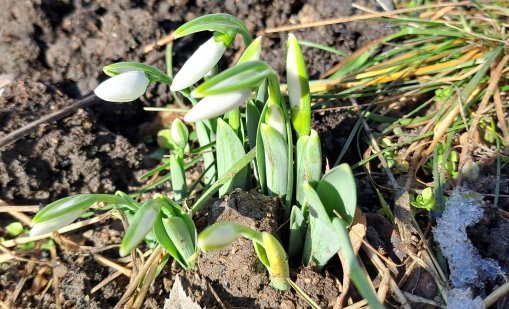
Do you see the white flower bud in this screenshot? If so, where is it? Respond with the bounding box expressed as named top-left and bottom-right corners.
top-left (94, 71), bottom-right (149, 102)
top-left (184, 89), bottom-right (251, 122)
top-left (170, 37), bottom-right (227, 91)
top-left (197, 222), bottom-right (240, 252)
top-left (171, 119), bottom-right (189, 149)
top-left (119, 199), bottom-right (162, 257)
top-left (266, 104), bottom-right (286, 139)
top-left (286, 33), bottom-right (304, 108)
top-left (30, 208), bottom-right (83, 237)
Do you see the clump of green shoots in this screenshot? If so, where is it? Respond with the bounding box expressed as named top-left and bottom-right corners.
top-left (29, 12), bottom-right (382, 307)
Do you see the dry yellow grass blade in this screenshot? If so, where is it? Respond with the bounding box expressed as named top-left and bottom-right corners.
top-left (458, 54), bottom-right (509, 171)
top-left (260, 1), bottom-right (472, 34)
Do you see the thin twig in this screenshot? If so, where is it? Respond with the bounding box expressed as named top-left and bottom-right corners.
top-left (485, 280), bottom-right (509, 308)
top-left (114, 245), bottom-right (163, 309)
top-left (403, 291), bottom-right (441, 306)
top-left (50, 247), bottom-right (62, 309)
top-left (93, 254), bottom-right (132, 277)
top-left (143, 32), bottom-right (175, 53)
top-left (494, 87), bottom-right (509, 145)
top-left (0, 93), bottom-right (97, 149)
top-left (0, 205), bottom-right (39, 213)
top-left (132, 253), bottom-right (160, 309)
top-left (91, 271), bottom-right (124, 294)
top-left (1, 210), bottom-right (113, 248)
top-left (9, 261), bottom-right (35, 307)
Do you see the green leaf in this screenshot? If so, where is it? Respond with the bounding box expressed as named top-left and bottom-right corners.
top-left (173, 13), bottom-right (252, 46)
top-left (253, 241), bottom-right (270, 268)
top-left (153, 212), bottom-right (186, 268)
top-left (169, 155), bottom-right (187, 202)
top-left (163, 216), bottom-right (196, 266)
top-left (216, 119), bottom-right (248, 196)
top-left (332, 218), bottom-right (384, 309)
top-left (316, 163), bottom-right (357, 225)
top-left (298, 39), bottom-right (347, 56)
top-left (33, 194), bottom-right (123, 223)
top-left (246, 100), bottom-right (261, 150)
top-left (288, 206), bottom-right (306, 260)
top-left (191, 61), bottom-right (273, 97)
top-left (103, 62), bottom-right (172, 84)
top-left (195, 120), bottom-right (217, 185)
top-left (302, 182), bottom-right (341, 269)
top-left (296, 131), bottom-right (322, 206)
top-left (260, 124), bottom-right (288, 197)
top-left (6, 222), bottom-right (24, 237)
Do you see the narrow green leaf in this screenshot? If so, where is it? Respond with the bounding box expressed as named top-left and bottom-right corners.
top-left (153, 212), bottom-right (187, 268)
top-left (260, 124), bottom-right (288, 197)
top-left (173, 13), bottom-right (252, 45)
top-left (170, 155), bottom-right (187, 202)
top-left (288, 206), bottom-right (306, 260)
top-left (195, 120), bottom-right (217, 185)
top-left (246, 100), bottom-right (261, 150)
top-left (298, 39), bottom-right (347, 56)
top-left (317, 163), bottom-right (357, 225)
top-left (103, 62), bottom-right (172, 84)
top-left (302, 182), bottom-right (341, 269)
top-left (216, 119), bottom-right (248, 196)
top-left (191, 61), bottom-right (273, 97)
top-left (332, 218), bottom-right (384, 309)
top-left (163, 217), bottom-right (196, 266)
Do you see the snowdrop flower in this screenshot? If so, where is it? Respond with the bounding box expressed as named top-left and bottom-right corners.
top-left (184, 89), bottom-right (251, 122)
top-left (29, 194), bottom-right (98, 237)
top-left (94, 70), bottom-right (150, 102)
top-left (170, 36), bottom-right (228, 91)
top-left (30, 208), bottom-right (84, 237)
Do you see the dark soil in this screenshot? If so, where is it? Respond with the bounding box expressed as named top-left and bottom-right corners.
top-left (5, 0), bottom-right (507, 308)
top-left (179, 189), bottom-right (341, 308)
top-left (0, 0), bottom-right (394, 307)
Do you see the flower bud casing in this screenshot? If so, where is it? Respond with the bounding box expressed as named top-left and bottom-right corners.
top-left (119, 198), bottom-right (163, 257)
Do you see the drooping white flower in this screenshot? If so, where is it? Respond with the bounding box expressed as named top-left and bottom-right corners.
top-left (184, 89), bottom-right (251, 122)
top-left (94, 71), bottom-right (150, 102)
top-left (170, 37), bottom-right (227, 91)
top-left (30, 208), bottom-right (83, 237)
